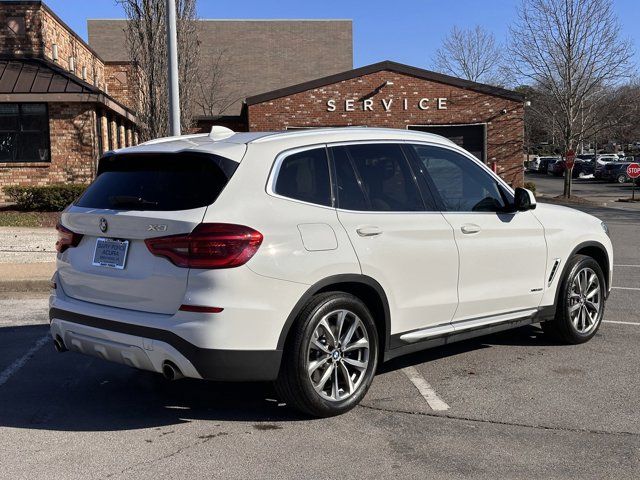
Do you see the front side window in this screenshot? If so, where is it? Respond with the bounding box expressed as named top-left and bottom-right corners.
top-left (274, 148), bottom-right (332, 206)
top-left (0, 103), bottom-right (50, 163)
top-left (332, 143), bottom-right (425, 211)
top-left (412, 145), bottom-right (508, 212)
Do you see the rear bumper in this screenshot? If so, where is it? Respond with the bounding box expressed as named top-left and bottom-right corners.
top-left (49, 307), bottom-right (282, 381)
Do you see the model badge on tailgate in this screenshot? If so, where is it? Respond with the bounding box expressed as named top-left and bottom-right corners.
top-left (147, 224), bottom-right (168, 232)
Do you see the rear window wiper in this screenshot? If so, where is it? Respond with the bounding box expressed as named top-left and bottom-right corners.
top-left (108, 195), bottom-right (159, 208)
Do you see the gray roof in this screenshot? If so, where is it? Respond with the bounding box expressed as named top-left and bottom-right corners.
top-left (88, 19), bottom-right (353, 116)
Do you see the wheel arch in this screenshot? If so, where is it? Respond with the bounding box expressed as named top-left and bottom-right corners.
top-left (556, 241), bottom-right (611, 304)
top-left (277, 274), bottom-right (391, 358)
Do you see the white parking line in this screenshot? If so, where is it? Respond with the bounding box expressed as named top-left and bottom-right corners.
top-left (604, 320), bottom-right (640, 326)
top-left (612, 286), bottom-right (640, 291)
top-left (402, 366), bottom-right (450, 411)
top-left (0, 335), bottom-right (49, 387)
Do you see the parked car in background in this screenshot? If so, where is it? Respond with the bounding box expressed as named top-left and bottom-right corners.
top-left (600, 162), bottom-right (633, 183)
top-left (548, 158), bottom-right (595, 178)
top-left (595, 154), bottom-right (623, 179)
top-left (537, 156), bottom-right (561, 174)
top-left (527, 156), bottom-right (541, 172)
top-left (596, 154), bottom-right (620, 166)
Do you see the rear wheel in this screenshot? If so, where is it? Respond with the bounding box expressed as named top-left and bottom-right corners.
top-left (542, 255), bottom-right (606, 344)
top-left (617, 174), bottom-right (627, 184)
top-left (275, 292), bottom-right (379, 417)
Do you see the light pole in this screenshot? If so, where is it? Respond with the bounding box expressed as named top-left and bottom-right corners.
top-left (166, 0), bottom-right (181, 136)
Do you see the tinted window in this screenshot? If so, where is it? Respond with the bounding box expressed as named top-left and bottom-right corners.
top-left (331, 146), bottom-right (368, 211)
top-left (336, 144), bottom-right (423, 211)
top-left (76, 153), bottom-right (238, 211)
top-left (412, 145), bottom-right (507, 212)
top-left (275, 148), bottom-right (331, 206)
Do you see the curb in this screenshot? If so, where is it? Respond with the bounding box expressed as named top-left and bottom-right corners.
top-left (0, 279), bottom-right (51, 293)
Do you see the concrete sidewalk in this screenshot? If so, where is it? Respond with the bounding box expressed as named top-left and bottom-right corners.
top-left (0, 227), bottom-right (56, 291)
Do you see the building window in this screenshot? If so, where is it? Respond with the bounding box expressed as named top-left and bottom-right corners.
top-left (7, 17), bottom-right (26, 36)
top-left (0, 103), bottom-right (50, 163)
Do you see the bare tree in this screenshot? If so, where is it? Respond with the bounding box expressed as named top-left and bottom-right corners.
top-left (509, 0), bottom-right (634, 196)
top-left (195, 48), bottom-right (242, 117)
top-left (433, 25), bottom-right (505, 85)
top-left (117, 0), bottom-right (199, 141)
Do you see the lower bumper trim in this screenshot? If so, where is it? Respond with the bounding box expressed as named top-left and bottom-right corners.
top-left (49, 307), bottom-right (282, 382)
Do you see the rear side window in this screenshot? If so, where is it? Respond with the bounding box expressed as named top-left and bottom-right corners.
top-left (274, 148), bottom-right (331, 206)
top-left (76, 152), bottom-right (238, 211)
top-left (334, 143), bottom-right (424, 211)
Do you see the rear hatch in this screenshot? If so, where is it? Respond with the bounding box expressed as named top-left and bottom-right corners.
top-left (57, 151), bottom-right (239, 314)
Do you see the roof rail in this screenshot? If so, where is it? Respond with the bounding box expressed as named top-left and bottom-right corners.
top-left (210, 126), bottom-right (235, 141)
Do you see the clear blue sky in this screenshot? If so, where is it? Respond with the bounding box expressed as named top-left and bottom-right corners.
top-left (45, 0), bottom-right (640, 70)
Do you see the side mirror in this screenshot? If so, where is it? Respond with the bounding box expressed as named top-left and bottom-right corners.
top-left (513, 187), bottom-right (536, 211)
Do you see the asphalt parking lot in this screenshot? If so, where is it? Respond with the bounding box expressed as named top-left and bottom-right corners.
top-left (525, 171), bottom-right (640, 210)
top-left (1, 203), bottom-right (639, 479)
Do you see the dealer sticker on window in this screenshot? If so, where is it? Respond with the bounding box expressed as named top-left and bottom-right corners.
top-left (92, 237), bottom-right (129, 270)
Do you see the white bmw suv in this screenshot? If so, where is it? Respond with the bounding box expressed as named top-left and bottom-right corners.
top-left (50, 127), bottom-right (613, 417)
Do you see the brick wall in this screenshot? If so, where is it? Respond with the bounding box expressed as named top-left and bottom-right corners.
top-left (0, 3), bottom-right (42, 57)
top-left (39, 6), bottom-right (106, 90)
top-left (248, 70), bottom-right (524, 186)
top-left (104, 62), bottom-right (137, 112)
top-left (0, 103), bottom-right (97, 202)
top-left (0, 2), bottom-right (106, 90)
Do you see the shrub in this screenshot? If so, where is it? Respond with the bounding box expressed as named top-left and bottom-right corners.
top-left (524, 181), bottom-right (536, 194)
top-left (4, 184), bottom-right (87, 211)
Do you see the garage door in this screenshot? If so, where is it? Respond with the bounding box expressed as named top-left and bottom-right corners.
top-left (408, 124), bottom-right (486, 162)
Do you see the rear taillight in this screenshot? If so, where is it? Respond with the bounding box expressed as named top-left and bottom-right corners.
top-left (55, 223), bottom-right (83, 253)
top-left (145, 223), bottom-right (263, 269)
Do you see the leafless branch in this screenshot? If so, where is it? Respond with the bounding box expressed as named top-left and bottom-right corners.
top-left (116, 0), bottom-right (199, 141)
top-left (508, 0), bottom-right (635, 195)
top-left (433, 25), bottom-right (506, 85)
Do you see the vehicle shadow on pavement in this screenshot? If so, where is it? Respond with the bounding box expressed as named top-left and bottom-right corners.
top-left (0, 323), bottom-right (567, 432)
top-left (0, 325), bottom-right (306, 432)
top-left (379, 324), bottom-right (561, 374)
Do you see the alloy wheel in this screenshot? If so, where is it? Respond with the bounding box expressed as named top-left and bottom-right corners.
top-left (569, 267), bottom-right (602, 334)
top-left (306, 309), bottom-right (370, 402)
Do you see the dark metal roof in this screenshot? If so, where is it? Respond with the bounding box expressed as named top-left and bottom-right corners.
top-left (0, 57), bottom-right (99, 95)
top-left (0, 56), bottom-right (137, 121)
top-left (246, 60), bottom-right (525, 105)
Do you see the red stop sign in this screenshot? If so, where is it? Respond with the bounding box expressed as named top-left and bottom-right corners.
top-left (566, 150), bottom-right (576, 169)
top-left (627, 163), bottom-right (640, 179)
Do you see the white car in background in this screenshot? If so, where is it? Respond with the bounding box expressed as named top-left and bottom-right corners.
top-left (50, 127), bottom-right (613, 417)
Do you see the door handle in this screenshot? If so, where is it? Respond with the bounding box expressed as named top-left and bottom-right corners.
top-left (356, 226), bottom-right (383, 237)
top-left (461, 223), bottom-right (481, 234)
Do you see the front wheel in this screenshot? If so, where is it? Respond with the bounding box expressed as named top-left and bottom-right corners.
top-left (542, 255), bottom-right (606, 344)
top-left (617, 174), bottom-right (627, 184)
top-left (275, 292), bottom-right (379, 417)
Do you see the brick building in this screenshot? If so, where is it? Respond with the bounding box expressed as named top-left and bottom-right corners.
top-left (0, 0), bottom-right (137, 202)
top-left (1, 1), bottom-right (525, 198)
top-left (245, 62), bottom-right (525, 186)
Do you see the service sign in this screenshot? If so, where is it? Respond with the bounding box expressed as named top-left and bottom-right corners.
top-left (326, 97), bottom-right (448, 112)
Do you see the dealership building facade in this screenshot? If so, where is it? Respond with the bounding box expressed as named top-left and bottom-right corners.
top-left (0, 1), bottom-right (525, 201)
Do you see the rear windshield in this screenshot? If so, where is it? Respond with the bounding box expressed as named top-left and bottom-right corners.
top-left (75, 152), bottom-right (238, 211)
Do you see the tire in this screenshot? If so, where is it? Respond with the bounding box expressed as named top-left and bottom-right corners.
top-left (542, 255), bottom-right (606, 344)
top-left (275, 292), bottom-right (379, 417)
top-left (617, 174), bottom-right (627, 184)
